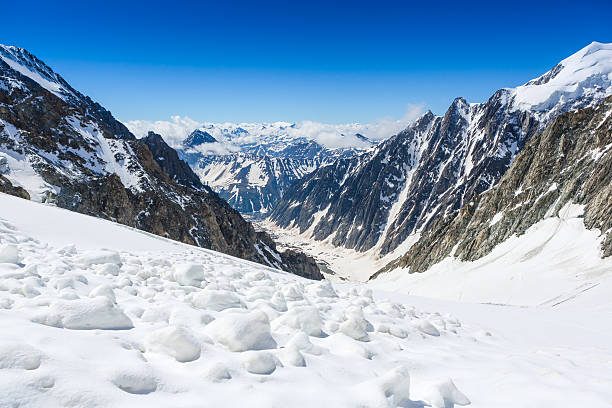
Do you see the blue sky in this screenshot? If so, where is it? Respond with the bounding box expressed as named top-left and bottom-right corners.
top-left (3, 0), bottom-right (611, 123)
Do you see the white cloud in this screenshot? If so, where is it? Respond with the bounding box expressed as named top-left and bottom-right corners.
top-left (123, 104), bottom-right (425, 151)
top-left (125, 115), bottom-right (202, 148)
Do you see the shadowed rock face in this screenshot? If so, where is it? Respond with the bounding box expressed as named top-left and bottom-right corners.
top-left (0, 46), bottom-right (321, 280)
top-left (0, 174), bottom-right (29, 199)
top-left (142, 131), bottom-right (204, 190)
top-left (375, 96), bottom-right (612, 277)
top-left (183, 129), bottom-right (217, 147)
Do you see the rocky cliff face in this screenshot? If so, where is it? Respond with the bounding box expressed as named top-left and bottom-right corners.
top-left (270, 42), bottom-right (612, 259)
top-left (142, 131), bottom-right (204, 189)
top-left (0, 44), bottom-right (322, 280)
top-left (375, 96), bottom-right (612, 276)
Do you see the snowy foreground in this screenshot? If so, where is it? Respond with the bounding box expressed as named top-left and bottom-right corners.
top-left (1, 194), bottom-right (612, 407)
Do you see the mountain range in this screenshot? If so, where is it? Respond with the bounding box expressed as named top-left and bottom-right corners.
top-left (268, 42), bottom-right (612, 278)
top-left (2, 41), bottom-right (611, 285)
top-left (175, 126), bottom-right (375, 218)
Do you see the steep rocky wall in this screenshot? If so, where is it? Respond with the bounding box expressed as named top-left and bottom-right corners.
top-left (376, 96), bottom-right (612, 277)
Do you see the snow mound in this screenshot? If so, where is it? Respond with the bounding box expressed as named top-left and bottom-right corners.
top-left (0, 244), bottom-right (20, 264)
top-left (0, 342), bottom-right (42, 370)
top-left (171, 263), bottom-right (205, 287)
top-left (145, 325), bottom-right (201, 362)
top-left (204, 362), bottom-right (232, 381)
top-left (75, 250), bottom-right (122, 267)
top-left (206, 310), bottom-right (277, 352)
top-left (37, 297), bottom-right (133, 330)
top-left (242, 351), bottom-right (278, 375)
top-left (89, 284), bottom-right (116, 303)
top-left (192, 289), bottom-right (243, 311)
top-left (272, 305), bottom-right (323, 337)
top-left (423, 378), bottom-right (471, 408)
top-left (112, 372), bottom-right (158, 394)
top-left (279, 347), bottom-right (306, 367)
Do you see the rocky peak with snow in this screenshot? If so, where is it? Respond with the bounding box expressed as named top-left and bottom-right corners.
top-left (183, 129), bottom-right (218, 147)
top-left (376, 95), bottom-right (612, 276)
top-left (509, 42), bottom-right (612, 121)
top-left (175, 128), bottom-right (373, 218)
top-left (0, 44), bottom-right (76, 102)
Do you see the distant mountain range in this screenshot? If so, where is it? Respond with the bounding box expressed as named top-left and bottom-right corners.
top-left (175, 125), bottom-right (376, 218)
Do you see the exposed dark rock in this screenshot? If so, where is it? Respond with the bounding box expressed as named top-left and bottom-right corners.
top-left (142, 131), bottom-right (204, 189)
top-left (183, 129), bottom-right (217, 147)
top-left (0, 174), bottom-right (30, 200)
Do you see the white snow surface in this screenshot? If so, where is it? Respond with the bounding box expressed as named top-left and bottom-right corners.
top-left (372, 203), bottom-right (612, 306)
top-left (511, 42), bottom-right (612, 117)
top-left (2, 193), bottom-right (612, 407)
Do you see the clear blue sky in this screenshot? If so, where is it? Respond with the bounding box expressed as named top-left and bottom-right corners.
top-left (3, 0), bottom-right (611, 123)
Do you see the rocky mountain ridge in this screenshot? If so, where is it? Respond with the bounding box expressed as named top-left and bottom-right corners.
top-left (374, 95), bottom-right (612, 277)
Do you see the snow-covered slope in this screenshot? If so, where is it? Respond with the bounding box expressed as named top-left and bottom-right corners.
top-left (270, 42), bottom-right (612, 269)
top-left (511, 41), bottom-right (612, 120)
top-left (2, 192), bottom-right (612, 407)
top-left (372, 202), bottom-right (612, 305)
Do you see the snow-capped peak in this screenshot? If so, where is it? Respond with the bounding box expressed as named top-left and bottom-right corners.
top-left (510, 42), bottom-right (612, 116)
top-left (0, 44), bottom-right (76, 101)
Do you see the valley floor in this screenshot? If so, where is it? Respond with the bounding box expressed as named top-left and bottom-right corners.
top-left (257, 219), bottom-right (412, 282)
top-left (1, 193), bottom-right (611, 407)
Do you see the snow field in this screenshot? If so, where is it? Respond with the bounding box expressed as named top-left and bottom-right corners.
top-left (1, 195), bottom-right (612, 407)
top-left (0, 198), bottom-right (475, 408)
